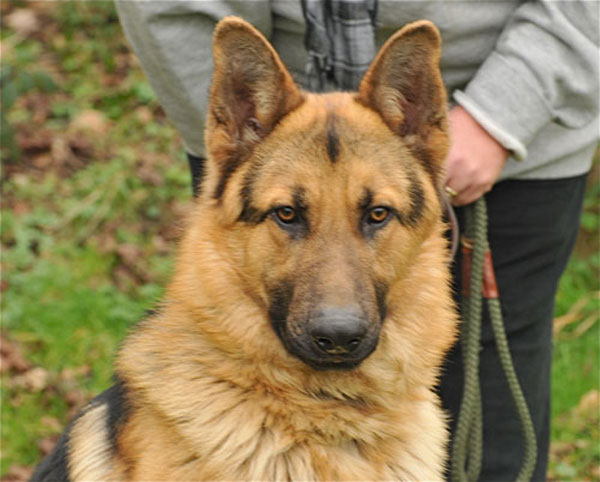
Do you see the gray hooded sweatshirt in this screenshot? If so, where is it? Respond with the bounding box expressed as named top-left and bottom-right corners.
top-left (115, 0), bottom-right (599, 181)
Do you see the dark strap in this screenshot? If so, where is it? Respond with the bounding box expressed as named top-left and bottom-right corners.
top-left (300, 0), bottom-right (378, 92)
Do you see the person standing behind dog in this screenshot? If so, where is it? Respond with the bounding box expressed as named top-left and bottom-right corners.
top-left (115, 2), bottom-right (599, 481)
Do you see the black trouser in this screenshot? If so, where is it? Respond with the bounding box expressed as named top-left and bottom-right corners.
top-left (187, 153), bottom-right (587, 481)
top-left (439, 175), bottom-right (587, 482)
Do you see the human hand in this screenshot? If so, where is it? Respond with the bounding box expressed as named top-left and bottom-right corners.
top-left (444, 105), bottom-right (509, 206)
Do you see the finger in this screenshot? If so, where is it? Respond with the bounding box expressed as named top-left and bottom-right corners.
top-left (444, 160), bottom-right (472, 194)
top-left (451, 184), bottom-right (489, 206)
top-left (444, 172), bottom-right (469, 198)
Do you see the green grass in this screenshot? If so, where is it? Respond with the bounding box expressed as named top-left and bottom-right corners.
top-left (1, 243), bottom-right (155, 468)
top-left (1, 2), bottom-right (598, 479)
top-left (1, 2), bottom-right (190, 473)
top-left (552, 254), bottom-right (599, 418)
top-left (549, 248), bottom-right (600, 481)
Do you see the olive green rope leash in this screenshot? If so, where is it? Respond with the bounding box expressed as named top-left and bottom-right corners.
top-left (450, 198), bottom-right (538, 482)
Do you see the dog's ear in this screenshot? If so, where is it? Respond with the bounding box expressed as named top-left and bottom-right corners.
top-left (207, 16), bottom-right (303, 196)
top-left (357, 21), bottom-right (448, 181)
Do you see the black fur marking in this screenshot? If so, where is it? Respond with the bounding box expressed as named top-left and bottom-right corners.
top-left (293, 187), bottom-right (308, 210)
top-left (213, 152), bottom-right (245, 200)
top-left (238, 173), bottom-right (263, 224)
top-left (30, 380), bottom-right (130, 482)
top-left (286, 187), bottom-right (310, 239)
top-left (267, 279), bottom-right (295, 345)
top-left (399, 174), bottom-right (425, 227)
top-left (374, 280), bottom-right (389, 322)
top-left (187, 153), bottom-right (206, 197)
top-left (326, 116), bottom-right (340, 163)
top-left (239, 203), bottom-right (263, 225)
top-left (96, 378), bottom-right (130, 450)
top-left (358, 188), bottom-right (374, 212)
top-left (30, 429), bottom-right (71, 482)
top-left (211, 83), bottom-right (258, 200)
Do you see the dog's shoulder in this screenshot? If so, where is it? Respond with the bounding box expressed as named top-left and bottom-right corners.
top-left (30, 380), bottom-right (129, 482)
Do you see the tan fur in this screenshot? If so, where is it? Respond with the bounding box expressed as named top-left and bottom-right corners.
top-left (100, 17), bottom-right (456, 481)
top-left (69, 403), bottom-right (124, 481)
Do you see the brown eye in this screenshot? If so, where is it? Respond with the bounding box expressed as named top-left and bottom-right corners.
top-left (275, 206), bottom-right (297, 224)
top-left (368, 207), bottom-right (390, 224)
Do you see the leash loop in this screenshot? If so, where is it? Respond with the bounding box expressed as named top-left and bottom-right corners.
top-left (451, 197), bottom-right (537, 482)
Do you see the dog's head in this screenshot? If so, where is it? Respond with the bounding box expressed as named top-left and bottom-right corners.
top-left (178, 17), bottom-right (449, 372)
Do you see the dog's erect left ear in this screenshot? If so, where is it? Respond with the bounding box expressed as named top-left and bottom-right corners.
top-left (207, 16), bottom-right (303, 195)
top-left (357, 21), bottom-right (448, 180)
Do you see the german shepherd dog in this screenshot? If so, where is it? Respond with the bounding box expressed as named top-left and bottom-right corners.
top-left (32, 17), bottom-right (457, 481)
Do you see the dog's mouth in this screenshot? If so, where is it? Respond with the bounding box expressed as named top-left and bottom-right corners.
top-left (302, 356), bottom-right (366, 371)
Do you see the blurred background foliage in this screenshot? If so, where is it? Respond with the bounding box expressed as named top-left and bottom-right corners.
top-left (1, 2), bottom-right (598, 481)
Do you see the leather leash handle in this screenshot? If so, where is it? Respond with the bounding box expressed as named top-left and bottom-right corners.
top-left (461, 236), bottom-right (499, 299)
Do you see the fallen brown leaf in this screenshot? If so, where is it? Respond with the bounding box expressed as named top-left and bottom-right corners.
top-left (69, 109), bottom-right (110, 135)
top-left (152, 234), bottom-right (171, 254)
top-left (13, 367), bottom-right (49, 392)
top-left (135, 106), bottom-right (154, 124)
top-left (1, 465), bottom-right (33, 482)
top-left (5, 8), bottom-right (39, 37)
top-left (113, 265), bottom-right (139, 292)
top-left (65, 387), bottom-right (87, 409)
top-left (575, 390), bottom-right (600, 419)
top-left (0, 333), bottom-right (32, 374)
top-left (59, 365), bottom-right (91, 382)
top-left (115, 243), bottom-right (153, 283)
top-left (115, 243), bottom-right (142, 265)
top-left (137, 163), bottom-right (163, 186)
top-left (50, 136), bottom-right (74, 166)
top-left (16, 129), bottom-right (53, 153)
top-left (37, 435), bottom-right (59, 456)
top-left (11, 200), bottom-right (32, 215)
top-left (67, 134), bottom-right (95, 160)
top-left (40, 415), bottom-right (63, 432)
top-left (29, 153), bottom-right (53, 171)
top-left (550, 440), bottom-right (574, 458)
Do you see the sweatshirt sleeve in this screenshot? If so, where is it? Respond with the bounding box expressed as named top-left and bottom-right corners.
top-left (114, 1), bottom-right (273, 157)
top-left (453, 0), bottom-right (599, 161)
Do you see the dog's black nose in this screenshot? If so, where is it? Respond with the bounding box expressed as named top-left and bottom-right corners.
top-left (310, 308), bottom-right (368, 355)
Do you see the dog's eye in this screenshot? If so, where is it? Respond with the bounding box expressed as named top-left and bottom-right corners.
top-left (367, 207), bottom-right (390, 225)
top-left (275, 206), bottom-right (297, 224)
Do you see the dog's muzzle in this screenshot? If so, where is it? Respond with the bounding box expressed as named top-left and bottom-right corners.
top-left (276, 307), bottom-right (380, 370)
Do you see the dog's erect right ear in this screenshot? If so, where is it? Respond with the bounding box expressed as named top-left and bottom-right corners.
top-left (357, 21), bottom-right (448, 182)
top-left (206, 17), bottom-right (303, 198)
